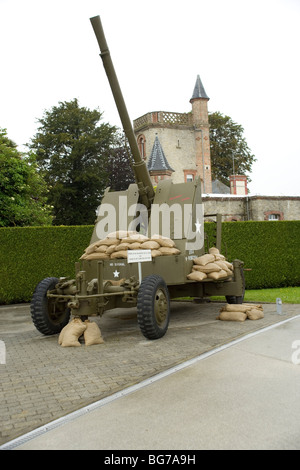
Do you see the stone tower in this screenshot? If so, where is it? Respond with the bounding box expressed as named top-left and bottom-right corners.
top-left (190, 75), bottom-right (212, 194)
top-left (133, 75), bottom-right (212, 193)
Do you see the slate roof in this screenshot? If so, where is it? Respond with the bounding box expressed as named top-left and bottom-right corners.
top-left (147, 136), bottom-right (174, 172)
top-left (212, 179), bottom-right (230, 194)
top-left (191, 75), bottom-right (209, 100)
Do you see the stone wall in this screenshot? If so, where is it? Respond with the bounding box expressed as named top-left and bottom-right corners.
top-left (202, 195), bottom-right (300, 221)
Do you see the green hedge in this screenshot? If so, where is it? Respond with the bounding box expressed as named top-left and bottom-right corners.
top-left (205, 220), bottom-right (300, 290)
top-left (0, 221), bottom-right (299, 304)
top-left (0, 226), bottom-right (92, 304)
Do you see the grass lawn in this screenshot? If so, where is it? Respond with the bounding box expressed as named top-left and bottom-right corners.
top-left (212, 286), bottom-right (300, 304)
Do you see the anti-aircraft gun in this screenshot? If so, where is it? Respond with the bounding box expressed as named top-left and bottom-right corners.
top-left (30, 15), bottom-right (245, 340)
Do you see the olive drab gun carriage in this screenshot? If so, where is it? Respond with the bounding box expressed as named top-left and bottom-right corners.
top-left (30, 15), bottom-right (245, 340)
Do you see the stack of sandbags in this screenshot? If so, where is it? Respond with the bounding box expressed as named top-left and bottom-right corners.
top-left (80, 231), bottom-right (180, 260)
top-left (58, 318), bottom-right (104, 347)
top-left (83, 320), bottom-right (105, 346)
top-left (187, 247), bottom-right (233, 282)
top-left (217, 303), bottom-right (264, 322)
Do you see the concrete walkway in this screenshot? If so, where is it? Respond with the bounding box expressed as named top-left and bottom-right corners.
top-left (1, 301), bottom-right (300, 450)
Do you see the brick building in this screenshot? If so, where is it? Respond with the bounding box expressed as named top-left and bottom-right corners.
top-left (133, 75), bottom-right (300, 221)
top-left (203, 195), bottom-right (300, 221)
top-left (134, 75), bottom-right (212, 193)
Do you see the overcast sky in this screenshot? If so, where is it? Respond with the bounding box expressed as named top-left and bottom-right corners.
top-left (1, 0), bottom-right (299, 196)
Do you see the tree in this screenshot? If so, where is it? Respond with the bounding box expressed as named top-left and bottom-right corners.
top-left (0, 128), bottom-right (52, 227)
top-left (105, 133), bottom-right (135, 191)
top-left (29, 99), bottom-right (118, 225)
top-left (209, 112), bottom-right (256, 186)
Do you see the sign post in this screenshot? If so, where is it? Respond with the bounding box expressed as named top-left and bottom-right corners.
top-left (127, 250), bottom-right (152, 285)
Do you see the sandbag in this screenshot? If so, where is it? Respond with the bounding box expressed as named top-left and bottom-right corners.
top-left (151, 249), bottom-right (162, 257)
top-left (242, 303), bottom-right (263, 310)
top-left (114, 242), bottom-right (131, 251)
top-left (58, 324), bottom-right (69, 345)
top-left (128, 242), bottom-right (142, 250)
top-left (207, 270), bottom-right (228, 280)
top-left (81, 237), bottom-right (114, 257)
top-left (223, 260), bottom-right (234, 270)
top-left (83, 252), bottom-right (110, 260)
top-left (84, 320), bottom-right (104, 346)
top-left (193, 254), bottom-right (215, 266)
top-left (221, 304), bottom-right (251, 313)
top-left (140, 240), bottom-right (160, 250)
top-left (95, 245), bottom-right (108, 253)
top-left (106, 244), bottom-right (118, 255)
top-left (96, 237), bottom-right (119, 246)
top-left (159, 247), bottom-right (181, 255)
top-left (151, 234), bottom-right (175, 248)
top-left (217, 311), bottom-right (247, 322)
top-left (215, 260), bottom-right (232, 273)
top-left (214, 254), bottom-right (226, 261)
top-left (110, 250), bottom-right (128, 259)
top-left (84, 240), bottom-right (102, 255)
top-left (123, 232), bottom-right (150, 243)
top-left (247, 308), bottom-right (264, 320)
top-left (187, 271), bottom-right (207, 281)
top-left (209, 247), bottom-right (220, 255)
top-left (192, 262), bottom-right (222, 273)
top-left (221, 303), bottom-right (263, 313)
top-left (106, 230), bottom-right (135, 239)
top-left (122, 233), bottom-right (149, 242)
top-left (59, 318), bottom-right (87, 347)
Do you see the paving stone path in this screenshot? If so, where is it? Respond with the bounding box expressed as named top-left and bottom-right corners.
top-left (1, 300), bottom-right (299, 445)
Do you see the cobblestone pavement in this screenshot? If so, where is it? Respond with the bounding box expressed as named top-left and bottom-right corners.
top-left (1, 300), bottom-right (299, 445)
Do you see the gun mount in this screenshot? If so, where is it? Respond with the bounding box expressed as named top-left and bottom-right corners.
top-left (30, 15), bottom-right (245, 341)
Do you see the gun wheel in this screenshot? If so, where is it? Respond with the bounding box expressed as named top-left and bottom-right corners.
top-left (226, 266), bottom-right (245, 304)
top-left (30, 277), bottom-right (70, 335)
top-left (137, 275), bottom-right (170, 340)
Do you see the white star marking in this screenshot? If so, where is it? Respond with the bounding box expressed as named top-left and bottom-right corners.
top-left (113, 270), bottom-right (120, 278)
top-left (195, 219), bottom-right (202, 233)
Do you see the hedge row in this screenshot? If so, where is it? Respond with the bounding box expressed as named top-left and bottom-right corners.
top-left (0, 226), bottom-right (92, 304)
top-left (0, 221), bottom-right (299, 304)
top-left (205, 220), bottom-right (300, 290)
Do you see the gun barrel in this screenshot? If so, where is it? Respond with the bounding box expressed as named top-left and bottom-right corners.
top-left (90, 15), bottom-right (154, 208)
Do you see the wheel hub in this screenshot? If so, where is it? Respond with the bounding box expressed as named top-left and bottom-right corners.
top-left (47, 299), bottom-right (68, 324)
top-left (154, 289), bottom-right (168, 326)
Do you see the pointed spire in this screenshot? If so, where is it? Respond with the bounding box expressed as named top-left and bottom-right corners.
top-left (147, 136), bottom-right (174, 172)
top-left (190, 75), bottom-right (209, 101)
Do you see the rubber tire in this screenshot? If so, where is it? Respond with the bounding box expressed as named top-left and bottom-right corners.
top-left (225, 295), bottom-right (244, 304)
top-left (226, 267), bottom-right (245, 304)
top-left (137, 275), bottom-right (170, 340)
top-left (30, 277), bottom-right (70, 335)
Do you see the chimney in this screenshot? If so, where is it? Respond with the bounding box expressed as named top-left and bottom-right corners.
top-left (230, 175), bottom-right (248, 195)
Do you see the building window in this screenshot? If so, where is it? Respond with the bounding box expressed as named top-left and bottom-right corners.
top-left (137, 135), bottom-right (146, 160)
top-left (268, 214), bottom-right (280, 220)
top-left (183, 169), bottom-right (197, 183)
top-left (264, 211), bottom-right (284, 221)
